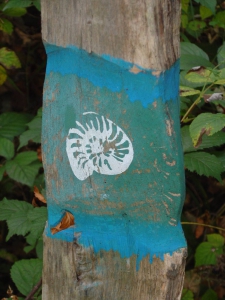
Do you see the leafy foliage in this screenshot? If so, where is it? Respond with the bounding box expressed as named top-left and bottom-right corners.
top-left (195, 234), bottom-right (224, 266)
top-left (184, 152), bottom-right (223, 181)
top-left (201, 289), bottom-right (218, 300)
top-left (0, 198), bottom-right (47, 245)
top-left (182, 289), bottom-right (194, 300)
top-left (19, 108), bottom-right (42, 148)
top-left (11, 259), bottom-right (42, 296)
top-left (0, 112), bottom-right (32, 140)
top-left (5, 152), bottom-right (41, 186)
top-left (3, 0), bottom-right (40, 11)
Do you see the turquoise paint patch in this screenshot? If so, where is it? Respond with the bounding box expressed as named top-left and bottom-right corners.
top-left (45, 212), bottom-right (185, 268)
top-left (45, 43), bottom-right (179, 108)
top-left (42, 44), bottom-right (186, 268)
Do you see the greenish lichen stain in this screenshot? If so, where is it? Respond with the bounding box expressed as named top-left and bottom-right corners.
top-left (42, 44), bottom-right (186, 267)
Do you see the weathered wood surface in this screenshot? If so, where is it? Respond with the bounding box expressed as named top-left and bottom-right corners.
top-left (43, 237), bottom-right (186, 300)
top-left (41, 0), bottom-right (180, 70)
top-left (41, 0), bottom-right (187, 299)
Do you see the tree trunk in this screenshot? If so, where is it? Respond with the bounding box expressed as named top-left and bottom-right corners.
top-left (41, 1), bottom-right (187, 299)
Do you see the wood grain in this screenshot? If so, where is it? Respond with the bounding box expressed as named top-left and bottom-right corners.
top-left (41, 0), bottom-right (180, 70)
top-left (43, 235), bottom-right (186, 300)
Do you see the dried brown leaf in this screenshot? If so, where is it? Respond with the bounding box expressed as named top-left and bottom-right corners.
top-left (32, 197), bottom-right (39, 208)
top-left (33, 186), bottom-right (46, 204)
top-left (51, 212), bottom-right (75, 235)
top-left (217, 216), bottom-right (225, 238)
top-left (7, 286), bottom-right (13, 296)
top-left (195, 217), bottom-right (205, 238)
top-left (37, 146), bottom-right (42, 162)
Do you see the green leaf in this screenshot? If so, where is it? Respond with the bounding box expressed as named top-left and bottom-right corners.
top-left (180, 97), bottom-right (191, 113)
top-left (19, 130), bottom-right (41, 147)
top-left (181, 0), bottom-right (190, 13)
top-left (214, 79), bottom-right (225, 85)
top-left (181, 126), bottom-right (225, 153)
top-left (0, 137), bottom-right (14, 159)
top-left (4, 0), bottom-right (34, 9)
top-left (11, 259), bottom-right (42, 296)
top-left (181, 15), bottom-right (189, 29)
top-left (33, 0), bottom-right (40, 11)
top-left (180, 70), bottom-right (205, 88)
top-left (0, 65), bottom-right (7, 85)
top-left (0, 198), bottom-right (32, 220)
top-left (0, 18), bottom-right (13, 34)
top-left (180, 86), bottom-right (200, 97)
top-left (218, 43), bottom-right (225, 69)
top-left (0, 198), bottom-right (33, 240)
top-left (188, 20), bottom-right (206, 31)
top-left (7, 210), bottom-right (31, 240)
top-left (3, 7), bottom-right (27, 17)
top-left (0, 47), bottom-right (21, 69)
top-left (0, 112), bottom-right (32, 139)
top-left (185, 69), bottom-right (215, 84)
top-left (181, 289), bottom-right (194, 300)
top-left (19, 112), bottom-right (42, 148)
top-left (195, 241), bottom-right (223, 266)
top-left (0, 165), bottom-right (6, 181)
top-left (200, 5), bottom-right (213, 19)
top-left (26, 207), bottom-right (47, 246)
top-left (14, 151), bottom-right (38, 165)
top-left (211, 11), bottom-right (225, 29)
top-left (184, 152), bottom-right (223, 181)
top-left (195, 0), bottom-right (216, 14)
top-left (189, 113), bottom-right (225, 146)
top-left (215, 151), bottom-right (225, 170)
top-left (180, 55), bottom-right (213, 70)
top-left (201, 289), bottom-right (218, 300)
top-left (37, 107), bottom-right (42, 117)
top-left (34, 173), bottom-right (45, 190)
top-left (35, 238), bottom-right (43, 259)
top-left (207, 234), bottom-right (224, 247)
top-left (5, 152), bottom-right (40, 186)
top-left (181, 42), bottom-right (209, 60)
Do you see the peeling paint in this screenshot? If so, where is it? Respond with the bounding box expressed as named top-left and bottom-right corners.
top-left (129, 65), bottom-right (142, 74)
top-left (166, 160), bottom-right (176, 166)
top-left (166, 120), bottom-right (173, 136)
top-left (42, 44), bottom-right (186, 268)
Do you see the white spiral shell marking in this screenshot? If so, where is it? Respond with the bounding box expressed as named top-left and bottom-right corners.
top-left (66, 112), bottom-right (134, 180)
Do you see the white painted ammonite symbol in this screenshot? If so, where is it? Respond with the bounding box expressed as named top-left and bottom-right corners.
top-left (66, 112), bottom-right (134, 180)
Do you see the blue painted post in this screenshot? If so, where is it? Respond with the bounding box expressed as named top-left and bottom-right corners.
top-left (41, 1), bottom-right (187, 299)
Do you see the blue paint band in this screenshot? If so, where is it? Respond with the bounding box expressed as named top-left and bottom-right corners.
top-left (45, 212), bottom-right (185, 268)
top-left (43, 43), bottom-right (186, 269)
top-left (45, 43), bottom-right (179, 108)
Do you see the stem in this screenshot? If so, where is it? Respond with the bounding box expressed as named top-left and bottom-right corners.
top-left (25, 278), bottom-right (42, 300)
top-left (181, 222), bottom-right (225, 232)
top-left (181, 82), bottom-right (215, 123)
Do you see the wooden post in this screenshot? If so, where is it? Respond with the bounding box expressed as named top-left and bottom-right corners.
top-left (41, 1), bottom-right (187, 299)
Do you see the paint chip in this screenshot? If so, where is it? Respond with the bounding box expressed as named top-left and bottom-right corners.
top-left (166, 160), bottom-right (176, 166)
top-left (129, 65), bottom-right (142, 74)
top-left (153, 101), bottom-right (157, 108)
top-left (152, 70), bottom-right (161, 77)
top-left (166, 120), bottom-right (173, 136)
